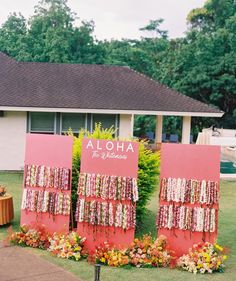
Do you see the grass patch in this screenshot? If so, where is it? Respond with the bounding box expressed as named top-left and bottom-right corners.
top-left (0, 172), bottom-right (23, 239)
top-left (0, 172), bottom-right (236, 281)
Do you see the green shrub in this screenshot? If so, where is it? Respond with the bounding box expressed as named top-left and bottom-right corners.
top-left (69, 123), bottom-right (160, 226)
top-left (137, 141), bottom-right (160, 225)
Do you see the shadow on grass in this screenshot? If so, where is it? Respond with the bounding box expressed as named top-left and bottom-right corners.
top-left (136, 209), bottom-right (157, 238)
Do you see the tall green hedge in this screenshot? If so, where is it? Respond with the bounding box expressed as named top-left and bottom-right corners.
top-left (137, 142), bottom-right (160, 224)
top-left (69, 124), bottom-right (160, 226)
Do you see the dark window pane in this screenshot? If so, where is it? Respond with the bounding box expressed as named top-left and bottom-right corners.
top-left (92, 114), bottom-right (117, 130)
top-left (30, 112), bottom-right (55, 132)
top-left (61, 113), bottom-right (86, 133)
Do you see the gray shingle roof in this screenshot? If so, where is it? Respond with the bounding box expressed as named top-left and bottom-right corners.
top-left (0, 52), bottom-right (223, 115)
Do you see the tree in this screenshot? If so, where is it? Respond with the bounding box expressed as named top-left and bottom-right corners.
top-left (139, 19), bottom-right (168, 39)
top-left (187, 0), bottom-right (236, 32)
top-left (155, 0), bottom-right (236, 129)
top-left (27, 0), bottom-right (106, 63)
top-left (0, 13), bottom-right (30, 60)
top-left (0, 0), bottom-right (106, 63)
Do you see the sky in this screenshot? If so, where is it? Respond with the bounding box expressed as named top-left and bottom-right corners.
top-left (0, 0), bottom-right (206, 40)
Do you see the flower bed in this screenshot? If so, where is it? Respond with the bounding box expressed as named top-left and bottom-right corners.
top-left (96, 235), bottom-right (173, 268)
top-left (48, 231), bottom-right (86, 261)
top-left (177, 242), bottom-right (227, 274)
top-left (9, 225), bottom-right (228, 274)
top-left (10, 224), bottom-right (50, 249)
top-left (10, 224), bottom-right (86, 261)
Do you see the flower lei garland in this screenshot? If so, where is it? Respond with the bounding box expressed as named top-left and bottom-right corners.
top-left (160, 178), bottom-right (219, 204)
top-left (75, 198), bottom-right (136, 230)
top-left (21, 189), bottom-right (71, 216)
top-left (156, 205), bottom-right (216, 232)
top-left (177, 242), bottom-right (227, 274)
top-left (76, 173), bottom-right (138, 232)
top-left (25, 164), bottom-right (70, 190)
top-left (77, 173), bottom-right (138, 202)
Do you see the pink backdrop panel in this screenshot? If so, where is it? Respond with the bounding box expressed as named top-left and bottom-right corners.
top-left (21, 212), bottom-right (70, 233)
top-left (24, 134), bottom-right (73, 167)
top-left (80, 139), bottom-right (139, 177)
top-left (21, 134), bottom-right (73, 233)
top-left (160, 143), bottom-right (220, 181)
top-left (78, 138), bottom-right (139, 251)
top-left (77, 224), bottom-right (134, 252)
top-left (158, 143), bottom-right (220, 257)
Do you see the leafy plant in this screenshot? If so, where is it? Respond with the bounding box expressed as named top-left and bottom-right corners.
top-left (137, 142), bottom-right (160, 224)
top-left (68, 123), bottom-right (160, 226)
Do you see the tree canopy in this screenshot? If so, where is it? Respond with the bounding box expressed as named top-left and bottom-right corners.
top-left (0, 0), bottom-right (106, 63)
top-left (0, 0), bottom-right (235, 135)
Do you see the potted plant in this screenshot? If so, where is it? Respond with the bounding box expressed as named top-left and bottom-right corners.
top-left (0, 185), bottom-right (6, 196)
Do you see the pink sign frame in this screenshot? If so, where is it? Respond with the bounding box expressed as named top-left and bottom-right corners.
top-left (21, 134), bottom-right (73, 233)
top-left (158, 143), bottom-right (220, 257)
top-left (77, 138), bottom-right (139, 251)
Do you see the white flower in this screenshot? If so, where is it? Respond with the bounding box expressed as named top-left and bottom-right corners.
top-left (200, 268), bottom-right (206, 274)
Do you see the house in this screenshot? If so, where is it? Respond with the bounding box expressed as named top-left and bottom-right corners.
top-left (0, 52), bottom-right (223, 170)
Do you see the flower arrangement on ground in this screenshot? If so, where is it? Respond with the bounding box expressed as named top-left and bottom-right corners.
top-left (96, 235), bottom-right (173, 268)
top-left (47, 231), bottom-right (86, 261)
top-left (96, 241), bottom-right (129, 267)
top-left (9, 225), bottom-right (228, 273)
top-left (10, 225), bottom-right (86, 261)
top-left (177, 242), bottom-right (227, 274)
top-left (127, 234), bottom-right (173, 267)
top-left (10, 224), bottom-right (50, 249)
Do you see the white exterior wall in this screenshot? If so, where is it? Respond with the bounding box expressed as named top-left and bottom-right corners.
top-left (0, 111), bottom-right (26, 170)
top-left (119, 114), bottom-right (133, 139)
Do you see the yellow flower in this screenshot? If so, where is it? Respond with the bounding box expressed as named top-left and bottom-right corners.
top-left (223, 255), bottom-right (227, 260)
top-left (215, 244), bottom-right (223, 251)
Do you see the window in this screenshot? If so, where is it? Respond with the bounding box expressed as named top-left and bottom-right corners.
top-left (28, 112), bottom-right (119, 136)
top-left (61, 113), bottom-right (86, 134)
top-left (92, 114), bottom-right (118, 131)
top-left (29, 112), bottom-right (55, 134)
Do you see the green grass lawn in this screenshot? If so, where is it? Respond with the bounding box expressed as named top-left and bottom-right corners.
top-left (0, 172), bottom-right (236, 281)
top-left (0, 172), bottom-right (23, 239)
